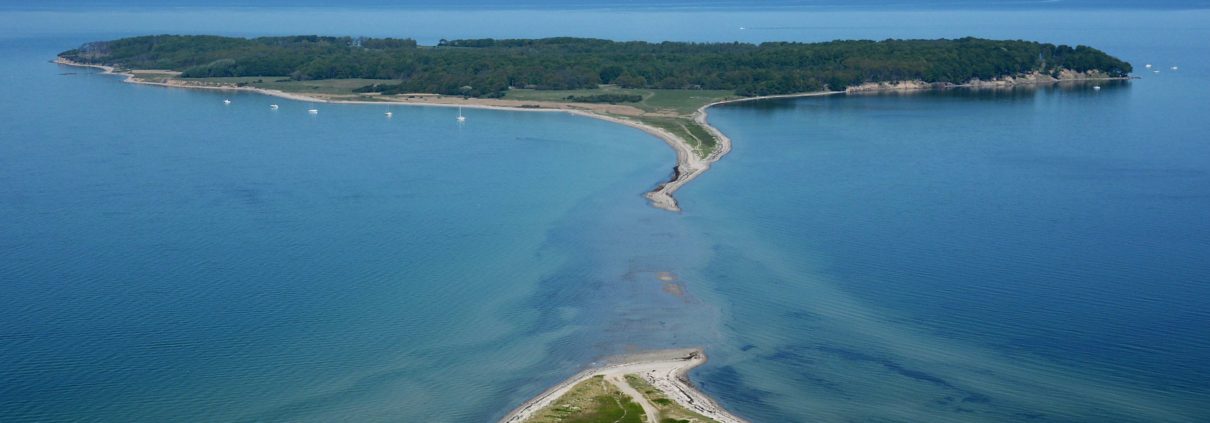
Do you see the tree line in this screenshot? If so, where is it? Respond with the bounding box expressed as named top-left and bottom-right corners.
top-left (61, 35), bottom-right (1132, 97)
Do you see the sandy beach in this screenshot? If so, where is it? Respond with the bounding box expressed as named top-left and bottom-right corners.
top-left (499, 348), bottom-right (747, 423)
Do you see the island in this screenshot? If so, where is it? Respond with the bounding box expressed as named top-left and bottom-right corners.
top-left (57, 35), bottom-right (1131, 212)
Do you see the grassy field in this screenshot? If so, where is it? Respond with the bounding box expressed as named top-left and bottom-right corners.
top-left (505, 86), bottom-right (735, 115)
top-left (624, 374), bottom-right (719, 423)
top-left (529, 375), bottom-right (644, 423)
top-left (630, 115), bottom-right (718, 156)
top-left (127, 72), bottom-right (178, 83)
top-left (507, 85), bottom-right (730, 156)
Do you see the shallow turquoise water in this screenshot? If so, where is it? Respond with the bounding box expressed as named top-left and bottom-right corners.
top-left (2, 6), bottom-right (1210, 423)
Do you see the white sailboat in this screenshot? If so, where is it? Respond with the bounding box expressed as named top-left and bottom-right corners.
top-left (270, 104), bottom-right (279, 110)
top-left (385, 106), bottom-right (393, 118)
top-left (223, 99), bottom-right (231, 105)
top-left (457, 107), bottom-right (466, 122)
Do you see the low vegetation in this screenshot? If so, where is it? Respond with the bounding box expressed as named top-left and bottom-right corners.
top-left (623, 374), bottom-right (718, 423)
top-left (564, 93), bottom-right (643, 103)
top-left (529, 375), bottom-right (644, 423)
top-left (630, 116), bottom-right (718, 156)
top-left (503, 87), bottom-right (735, 115)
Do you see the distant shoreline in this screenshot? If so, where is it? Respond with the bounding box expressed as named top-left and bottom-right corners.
top-left (54, 57), bottom-right (1129, 213)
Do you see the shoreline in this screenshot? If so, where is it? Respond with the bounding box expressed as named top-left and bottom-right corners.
top-left (641, 90), bottom-right (848, 211)
top-left (54, 57), bottom-right (709, 212)
top-left (498, 348), bottom-right (747, 423)
top-left (54, 58), bottom-right (1131, 213)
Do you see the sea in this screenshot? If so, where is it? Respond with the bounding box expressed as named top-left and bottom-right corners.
top-left (1, 3), bottom-right (1208, 422)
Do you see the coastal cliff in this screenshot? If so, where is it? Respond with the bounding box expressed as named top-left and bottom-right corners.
top-left (845, 69), bottom-right (1127, 92)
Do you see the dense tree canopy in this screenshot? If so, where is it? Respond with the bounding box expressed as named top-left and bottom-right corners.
top-left (61, 35), bottom-right (1132, 97)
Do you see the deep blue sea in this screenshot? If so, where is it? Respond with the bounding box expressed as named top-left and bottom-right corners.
top-left (1, 4), bottom-right (1208, 422)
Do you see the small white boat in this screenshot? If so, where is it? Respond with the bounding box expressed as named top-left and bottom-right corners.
top-left (269, 104), bottom-right (279, 110)
top-left (1154, 70), bottom-right (1161, 73)
top-left (456, 107), bottom-right (466, 122)
top-left (1171, 66), bottom-right (1179, 71)
top-left (223, 99), bottom-right (231, 105)
top-left (308, 108), bottom-right (319, 114)
top-left (1145, 64), bottom-right (1152, 68)
top-left (385, 111), bottom-right (393, 118)
top-left (1093, 85), bottom-right (1101, 90)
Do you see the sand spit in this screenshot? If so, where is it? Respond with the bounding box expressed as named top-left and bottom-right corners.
top-left (499, 348), bottom-right (747, 423)
top-left (55, 57), bottom-right (707, 212)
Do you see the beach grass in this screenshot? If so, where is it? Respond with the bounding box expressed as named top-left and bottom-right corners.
top-left (638, 89), bottom-right (735, 114)
top-left (631, 115), bottom-right (718, 156)
top-left (128, 72), bottom-right (178, 83)
top-left (623, 374), bottom-right (719, 423)
top-left (528, 375), bottom-right (644, 423)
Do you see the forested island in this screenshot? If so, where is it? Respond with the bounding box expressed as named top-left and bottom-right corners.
top-left (61, 35), bottom-right (1130, 97)
top-left (58, 35), bottom-right (1131, 211)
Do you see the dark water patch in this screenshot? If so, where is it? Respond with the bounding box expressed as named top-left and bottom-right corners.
top-left (766, 346), bottom-right (849, 396)
top-left (696, 365), bottom-right (774, 408)
top-left (962, 393), bottom-right (992, 404)
top-left (817, 345), bottom-right (955, 389)
top-left (784, 310), bottom-right (822, 322)
top-left (1015, 411), bottom-right (1048, 420)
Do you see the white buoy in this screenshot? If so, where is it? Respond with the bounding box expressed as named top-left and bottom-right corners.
top-left (223, 99), bottom-right (231, 105)
top-left (269, 104), bottom-right (279, 110)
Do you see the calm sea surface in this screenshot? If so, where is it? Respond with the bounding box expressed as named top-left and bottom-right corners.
top-left (1, 5), bottom-right (1208, 422)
